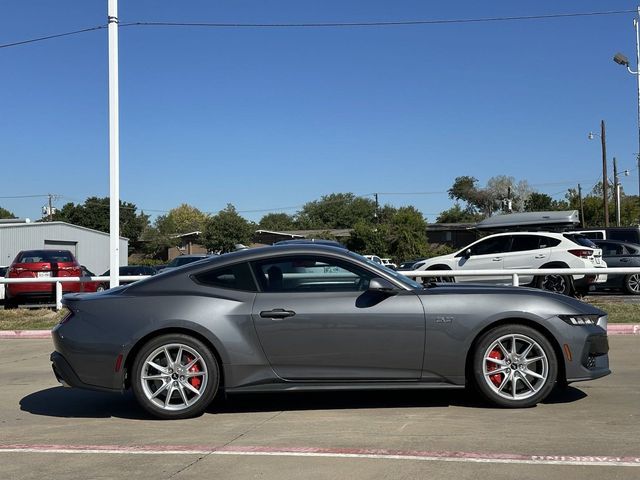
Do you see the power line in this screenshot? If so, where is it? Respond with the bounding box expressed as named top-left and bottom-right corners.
top-left (0, 25), bottom-right (107, 49)
top-left (120, 10), bottom-right (636, 29)
top-left (1, 9), bottom-right (635, 50)
top-left (0, 194), bottom-right (51, 199)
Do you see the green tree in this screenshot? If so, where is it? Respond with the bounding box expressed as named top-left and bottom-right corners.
top-left (296, 193), bottom-right (376, 229)
top-left (387, 206), bottom-right (430, 262)
top-left (258, 212), bottom-right (297, 231)
top-left (155, 204), bottom-right (208, 234)
top-left (524, 192), bottom-right (569, 212)
top-left (346, 221), bottom-right (389, 256)
top-left (436, 204), bottom-right (482, 223)
top-left (448, 176), bottom-right (532, 217)
top-left (52, 197), bottom-right (149, 245)
top-left (0, 206), bottom-right (16, 219)
top-left (203, 204), bottom-right (255, 253)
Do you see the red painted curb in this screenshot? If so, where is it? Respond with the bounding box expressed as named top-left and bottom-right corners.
top-left (0, 330), bottom-right (52, 339)
top-left (0, 324), bottom-right (639, 339)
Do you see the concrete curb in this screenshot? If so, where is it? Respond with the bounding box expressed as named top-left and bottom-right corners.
top-left (0, 324), bottom-right (639, 339)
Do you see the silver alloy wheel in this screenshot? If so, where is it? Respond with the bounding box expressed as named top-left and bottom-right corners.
top-left (541, 274), bottom-right (567, 294)
top-left (482, 333), bottom-right (549, 401)
top-left (140, 343), bottom-right (208, 411)
top-left (626, 274), bottom-right (640, 294)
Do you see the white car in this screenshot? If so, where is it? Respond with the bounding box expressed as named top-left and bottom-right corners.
top-left (0, 266), bottom-right (6, 302)
top-left (412, 231), bottom-right (607, 295)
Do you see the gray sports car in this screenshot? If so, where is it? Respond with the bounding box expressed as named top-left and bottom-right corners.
top-left (51, 244), bottom-right (610, 419)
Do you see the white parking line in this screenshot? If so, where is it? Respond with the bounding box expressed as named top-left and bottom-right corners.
top-left (0, 444), bottom-right (638, 467)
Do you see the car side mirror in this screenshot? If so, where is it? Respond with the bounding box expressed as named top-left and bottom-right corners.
top-left (368, 277), bottom-right (398, 293)
top-left (464, 249), bottom-right (472, 258)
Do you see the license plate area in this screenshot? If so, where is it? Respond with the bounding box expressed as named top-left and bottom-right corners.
top-left (37, 271), bottom-right (52, 278)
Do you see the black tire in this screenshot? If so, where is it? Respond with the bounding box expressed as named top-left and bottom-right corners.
top-left (131, 333), bottom-right (220, 419)
top-left (3, 297), bottom-right (18, 310)
top-left (624, 273), bottom-right (640, 295)
top-left (536, 273), bottom-right (572, 296)
top-left (424, 266), bottom-right (455, 284)
top-left (471, 324), bottom-right (557, 408)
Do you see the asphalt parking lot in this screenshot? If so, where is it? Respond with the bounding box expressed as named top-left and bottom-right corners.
top-left (1, 337), bottom-right (638, 480)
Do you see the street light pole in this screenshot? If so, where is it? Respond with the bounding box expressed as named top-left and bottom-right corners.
top-left (108, 0), bottom-right (120, 289)
top-left (613, 7), bottom-right (640, 220)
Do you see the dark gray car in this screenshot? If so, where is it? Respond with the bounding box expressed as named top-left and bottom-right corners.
top-left (51, 245), bottom-right (610, 419)
top-left (592, 239), bottom-right (640, 294)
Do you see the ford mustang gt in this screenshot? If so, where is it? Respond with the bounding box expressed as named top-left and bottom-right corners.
top-left (51, 244), bottom-right (610, 419)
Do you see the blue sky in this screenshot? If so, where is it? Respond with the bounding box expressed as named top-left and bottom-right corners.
top-left (2, 1), bottom-right (640, 223)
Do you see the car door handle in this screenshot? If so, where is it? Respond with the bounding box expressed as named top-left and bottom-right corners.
top-left (620, 258), bottom-right (630, 263)
top-left (534, 254), bottom-right (546, 259)
top-left (260, 309), bottom-right (296, 319)
top-left (492, 257), bottom-right (502, 261)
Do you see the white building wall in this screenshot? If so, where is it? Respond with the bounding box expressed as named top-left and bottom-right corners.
top-left (0, 222), bottom-right (128, 275)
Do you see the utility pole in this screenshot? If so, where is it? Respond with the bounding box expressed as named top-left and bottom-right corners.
top-left (601, 120), bottom-right (610, 227)
top-left (48, 194), bottom-right (53, 222)
top-left (108, 0), bottom-right (120, 289)
top-left (578, 184), bottom-right (585, 227)
top-left (374, 193), bottom-right (379, 224)
top-left (614, 157), bottom-right (621, 227)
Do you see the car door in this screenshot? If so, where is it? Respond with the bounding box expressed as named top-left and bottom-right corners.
top-left (453, 235), bottom-right (511, 284)
top-left (502, 235), bottom-right (552, 285)
top-left (250, 254), bottom-right (426, 380)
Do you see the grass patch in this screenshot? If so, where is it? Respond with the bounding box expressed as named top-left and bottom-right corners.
top-left (0, 308), bottom-right (64, 330)
top-left (583, 301), bottom-right (640, 323)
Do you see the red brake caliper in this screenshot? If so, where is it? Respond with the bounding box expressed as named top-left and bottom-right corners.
top-left (487, 348), bottom-right (504, 387)
top-left (185, 354), bottom-right (201, 389)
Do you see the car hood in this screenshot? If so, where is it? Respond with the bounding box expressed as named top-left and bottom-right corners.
top-left (418, 283), bottom-right (606, 317)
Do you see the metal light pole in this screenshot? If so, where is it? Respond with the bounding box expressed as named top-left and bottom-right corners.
top-left (108, 0), bottom-right (120, 288)
top-left (613, 6), bottom-right (640, 219)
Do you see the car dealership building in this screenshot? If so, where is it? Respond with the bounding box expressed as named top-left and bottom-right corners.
top-left (0, 220), bottom-right (128, 274)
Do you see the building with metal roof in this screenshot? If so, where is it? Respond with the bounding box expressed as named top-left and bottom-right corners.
top-left (0, 221), bottom-right (128, 274)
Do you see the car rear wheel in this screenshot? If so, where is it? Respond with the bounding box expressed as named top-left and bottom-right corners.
top-left (536, 273), bottom-right (572, 296)
top-left (472, 325), bottom-right (557, 408)
top-left (624, 274), bottom-right (640, 295)
top-left (132, 334), bottom-right (219, 419)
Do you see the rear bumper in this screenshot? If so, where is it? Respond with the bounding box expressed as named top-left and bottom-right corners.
top-left (8, 282), bottom-right (82, 297)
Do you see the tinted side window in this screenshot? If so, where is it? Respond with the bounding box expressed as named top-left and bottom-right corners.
top-left (252, 256), bottom-right (374, 293)
top-left (194, 262), bottom-right (256, 291)
top-left (600, 242), bottom-right (623, 255)
top-left (609, 230), bottom-right (640, 243)
top-left (470, 236), bottom-right (511, 255)
top-left (510, 235), bottom-right (540, 252)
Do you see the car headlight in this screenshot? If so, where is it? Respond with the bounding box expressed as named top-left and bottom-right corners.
top-left (558, 314), bottom-right (600, 326)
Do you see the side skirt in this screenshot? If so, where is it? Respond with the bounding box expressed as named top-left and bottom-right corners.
top-left (225, 382), bottom-right (466, 394)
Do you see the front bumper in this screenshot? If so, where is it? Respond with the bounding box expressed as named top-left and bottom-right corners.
top-left (564, 331), bottom-right (610, 383)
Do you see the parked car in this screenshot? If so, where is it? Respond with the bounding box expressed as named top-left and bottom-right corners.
top-left (156, 254), bottom-right (212, 272)
top-left (78, 266), bottom-right (101, 293)
top-left (590, 239), bottom-right (640, 294)
top-left (381, 258), bottom-right (397, 270)
top-left (52, 244), bottom-right (610, 419)
top-left (413, 232), bottom-right (607, 296)
top-left (397, 258), bottom-right (428, 270)
top-left (363, 255), bottom-right (383, 264)
top-left (97, 265), bottom-right (158, 291)
top-left (5, 249), bottom-right (83, 308)
top-left (0, 266), bottom-right (7, 302)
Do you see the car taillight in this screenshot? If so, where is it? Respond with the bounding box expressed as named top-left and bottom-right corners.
top-left (60, 266), bottom-right (81, 276)
top-left (568, 249), bottom-right (593, 258)
top-left (8, 266), bottom-right (27, 276)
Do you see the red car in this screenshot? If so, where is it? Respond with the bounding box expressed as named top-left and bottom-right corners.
top-left (5, 249), bottom-right (83, 308)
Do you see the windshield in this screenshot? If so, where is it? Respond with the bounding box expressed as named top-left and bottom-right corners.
top-left (351, 252), bottom-right (423, 290)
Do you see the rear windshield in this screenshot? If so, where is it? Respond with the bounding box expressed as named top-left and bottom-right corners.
top-left (563, 234), bottom-right (597, 248)
top-left (17, 250), bottom-right (75, 263)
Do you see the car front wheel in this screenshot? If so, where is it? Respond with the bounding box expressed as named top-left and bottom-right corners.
top-left (472, 325), bottom-right (557, 408)
top-left (132, 334), bottom-right (220, 419)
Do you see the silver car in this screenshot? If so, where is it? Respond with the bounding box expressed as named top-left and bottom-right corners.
top-left (51, 245), bottom-right (610, 419)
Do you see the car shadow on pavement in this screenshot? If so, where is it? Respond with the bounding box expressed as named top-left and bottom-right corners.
top-left (19, 387), bottom-right (153, 420)
top-left (19, 385), bottom-right (587, 419)
top-left (211, 385), bottom-right (587, 414)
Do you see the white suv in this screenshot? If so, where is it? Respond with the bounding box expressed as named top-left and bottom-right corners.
top-left (412, 232), bottom-right (607, 295)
